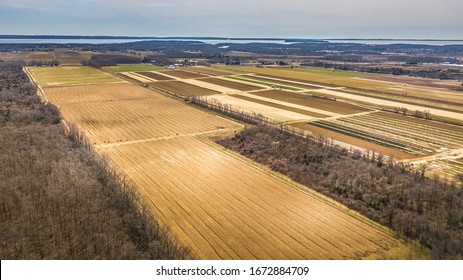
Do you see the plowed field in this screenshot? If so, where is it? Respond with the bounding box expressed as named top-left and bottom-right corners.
top-left (250, 90), bottom-right (370, 115)
top-left (150, 81), bottom-right (220, 97)
top-left (201, 77), bottom-right (262, 91)
top-left (163, 70), bottom-right (208, 79)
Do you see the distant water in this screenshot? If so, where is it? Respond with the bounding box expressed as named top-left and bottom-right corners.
top-left (0, 38), bottom-right (291, 45)
top-left (0, 39), bottom-right (146, 44)
top-left (0, 38), bottom-right (462, 46)
top-left (326, 39), bottom-right (463, 46)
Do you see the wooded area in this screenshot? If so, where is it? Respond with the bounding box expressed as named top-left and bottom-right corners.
top-left (0, 62), bottom-right (190, 259)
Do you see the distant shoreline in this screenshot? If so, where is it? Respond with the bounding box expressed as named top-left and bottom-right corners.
top-left (0, 35), bottom-right (462, 46)
top-left (1, 35), bottom-right (462, 42)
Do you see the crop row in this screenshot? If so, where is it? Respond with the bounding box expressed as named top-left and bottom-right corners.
top-left (336, 117), bottom-right (458, 150)
top-left (356, 114), bottom-right (463, 142)
top-left (310, 120), bottom-right (425, 155)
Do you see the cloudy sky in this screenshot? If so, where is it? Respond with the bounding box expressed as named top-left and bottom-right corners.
top-left (0, 0), bottom-right (462, 38)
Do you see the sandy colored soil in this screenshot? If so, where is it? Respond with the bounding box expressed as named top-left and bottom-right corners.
top-left (149, 81), bottom-right (220, 97)
top-left (290, 122), bottom-right (414, 160)
top-left (136, 71), bottom-right (174, 81)
top-left (250, 90), bottom-right (370, 115)
top-left (101, 137), bottom-right (402, 259)
top-left (207, 95), bottom-right (317, 122)
top-left (200, 77), bottom-right (263, 91)
top-left (231, 94), bottom-right (329, 118)
top-left (315, 89), bottom-right (463, 121)
top-left (162, 70), bottom-right (208, 79)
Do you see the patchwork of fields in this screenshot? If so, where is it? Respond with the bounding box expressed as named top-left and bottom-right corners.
top-left (78, 64), bottom-right (463, 180)
top-left (206, 65), bottom-right (463, 179)
top-left (28, 65), bottom-right (408, 259)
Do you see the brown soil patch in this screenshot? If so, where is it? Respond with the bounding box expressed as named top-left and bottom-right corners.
top-left (232, 94), bottom-right (329, 118)
top-left (163, 70), bottom-right (208, 79)
top-left (184, 67), bottom-right (232, 76)
top-left (202, 78), bottom-right (262, 91)
top-left (149, 81), bottom-right (220, 97)
top-left (136, 71), bottom-right (174, 81)
top-left (251, 90), bottom-right (370, 115)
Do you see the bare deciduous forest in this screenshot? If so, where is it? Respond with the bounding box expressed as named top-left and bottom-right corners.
top-left (0, 62), bottom-right (191, 259)
top-left (217, 125), bottom-right (463, 259)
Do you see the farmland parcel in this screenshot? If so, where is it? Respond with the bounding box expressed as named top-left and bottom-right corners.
top-left (28, 66), bottom-right (408, 259)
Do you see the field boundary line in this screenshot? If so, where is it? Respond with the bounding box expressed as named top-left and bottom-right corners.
top-left (95, 128), bottom-right (238, 149)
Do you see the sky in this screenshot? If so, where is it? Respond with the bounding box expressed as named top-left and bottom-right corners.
top-left (0, 0), bottom-right (462, 39)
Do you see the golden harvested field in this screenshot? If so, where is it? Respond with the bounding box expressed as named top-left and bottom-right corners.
top-left (231, 94), bottom-right (329, 118)
top-left (43, 83), bottom-right (158, 104)
top-left (136, 71), bottom-right (174, 81)
top-left (290, 122), bottom-right (414, 160)
top-left (101, 136), bottom-right (403, 259)
top-left (29, 66), bottom-right (121, 87)
top-left (250, 90), bottom-right (370, 115)
top-left (44, 85), bottom-right (233, 145)
top-left (162, 70), bottom-right (208, 79)
top-left (150, 81), bottom-right (220, 97)
top-left (201, 77), bottom-right (263, 91)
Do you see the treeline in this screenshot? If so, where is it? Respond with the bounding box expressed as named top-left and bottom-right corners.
top-left (189, 96), bottom-right (275, 125)
top-left (217, 125), bottom-right (463, 259)
top-left (0, 62), bottom-right (191, 259)
top-left (84, 54), bottom-right (142, 68)
top-left (27, 60), bottom-right (60, 67)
